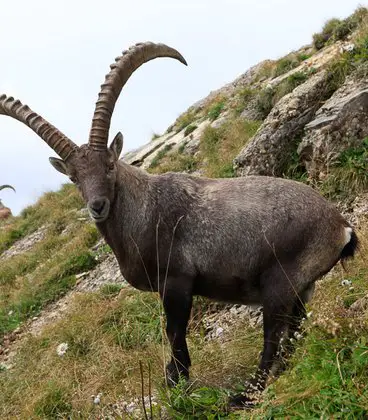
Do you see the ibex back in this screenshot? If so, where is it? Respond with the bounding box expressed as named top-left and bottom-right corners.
top-left (0, 42), bottom-right (358, 408)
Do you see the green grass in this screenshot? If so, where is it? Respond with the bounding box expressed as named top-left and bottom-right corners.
top-left (101, 291), bottom-right (163, 349)
top-left (259, 333), bottom-right (368, 418)
top-left (207, 100), bottom-right (225, 121)
top-left (282, 145), bottom-right (308, 182)
top-left (0, 182), bottom-right (99, 339)
top-left (0, 224), bottom-right (98, 337)
top-left (175, 109), bottom-right (198, 133)
top-left (255, 88), bottom-right (275, 119)
top-left (148, 146), bottom-right (199, 174)
top-left (255, 72), bottom-right (308, 120)
top-left (161, 378), bottom-right (229, 419)
top-left (149, 144), bottom-right (173, 169)
top-left (320, 138), bottom-right (368, 199)
top-left (184, 124), bottom-right (198, 137)
top-left (0, 183), bottom-right (84, 254)
top-left (200, 118), bottom-right (261, 178)
top-left (232, 87), bottom-right (259, 116)
top-left (34, 381), bottom-right (73, 419)
top-left (273, 56), bottom-right (299, 77)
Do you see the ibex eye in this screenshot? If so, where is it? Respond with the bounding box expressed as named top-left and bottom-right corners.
top-left (108, 163), bottom-right (114, 171)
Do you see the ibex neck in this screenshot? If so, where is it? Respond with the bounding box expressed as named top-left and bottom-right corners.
top-left (96, 162), bottom-right (152, 270)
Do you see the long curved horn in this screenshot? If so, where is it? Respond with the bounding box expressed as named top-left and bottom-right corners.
top-left (0, 185), bottom-right (15, 193)
top-left (0, 95), bottom-right (78, 160)
top-left (89, 42), bottom-right (187, 151)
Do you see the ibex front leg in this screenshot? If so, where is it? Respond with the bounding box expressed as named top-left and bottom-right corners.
top-left (160, 280), bottom-right (193, 386)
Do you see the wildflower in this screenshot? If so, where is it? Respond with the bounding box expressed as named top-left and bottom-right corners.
top-left (56, 342), bottom-right (68, 357)
top-left (341, 279), bottom-right (352, 286)
top-left (92, 393), bottom-right (102, 404)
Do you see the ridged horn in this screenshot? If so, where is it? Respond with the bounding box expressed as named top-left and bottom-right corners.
top-left (89, 42), bottom-right (187, 151)
top-left (0, 185), bottom-right (15, 193)
top-left (0, 94), bottom-right (78, 160)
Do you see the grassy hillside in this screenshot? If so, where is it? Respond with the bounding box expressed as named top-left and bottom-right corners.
top-left (0, 7), bottom-right (368, 419)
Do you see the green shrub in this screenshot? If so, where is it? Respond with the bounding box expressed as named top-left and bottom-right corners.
top-left (175, 109), bottom-right (197, 132)
top-left (178, 142), bottom-right (187, 154)
top-left (149, 144), bottom-right (173, 169)
top-left (313, 8), bottom-right (368, 50)
top-left (233, 87), bottom-right (258, 115)
top-left (184, 124), bottom-right (197, 137)
top-left (283, 145), bottom-right (308, 182)
top-left (321, 138), bottom-right (368, 199)
top-left (207, 100), bottom-right (225, 121)
top-left (151, 132), bottom-right (161, 141)
top-left (274, 71), bottom-right (308, 102)
top-left (273, 57), bottom-right (299, 77)
top-left (297, 53), bottom-right (311, 62)
top-left (255, 88), bottom-right (275, 119)
top-left (313, 32), bottom-right (327, 50)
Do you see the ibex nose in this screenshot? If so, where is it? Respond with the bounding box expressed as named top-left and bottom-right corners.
top-left (90, 198), bottom-right (106, 215)
top-left (87, 197), bottom-right (110, 222)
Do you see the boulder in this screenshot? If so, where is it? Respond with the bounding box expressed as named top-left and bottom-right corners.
top-left (234, 71), bottom-right (331, 176)
top-left (298, 76), bottom-right (368, 178)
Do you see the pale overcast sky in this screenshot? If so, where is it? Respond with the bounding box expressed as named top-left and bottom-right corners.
top-left (0, 0), bottom-right (362, 214)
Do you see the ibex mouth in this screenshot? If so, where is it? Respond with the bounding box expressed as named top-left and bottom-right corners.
top-left (87, 198), bottom-right (110, 223)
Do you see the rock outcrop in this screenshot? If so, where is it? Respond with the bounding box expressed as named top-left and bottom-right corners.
top-left (234, 71), bottom-right (331, 176)
top-left (298, 76), bottom-right (368, 178)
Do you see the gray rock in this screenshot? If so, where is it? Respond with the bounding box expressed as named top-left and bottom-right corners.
top-left (298, 76), bottom-right (368, 178)
top-left (234, 71), bottom-right (330, 176)
top-left (122, 133), bottom-right (174, 166)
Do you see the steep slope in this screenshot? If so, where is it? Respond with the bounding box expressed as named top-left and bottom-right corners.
top-left (0, 7), bottom-right (368, 419)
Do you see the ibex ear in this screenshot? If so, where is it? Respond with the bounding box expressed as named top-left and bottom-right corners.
top-left (49, 157), bottom-right (68, 175)
top-left (110, 132), bottom-right (124, 160)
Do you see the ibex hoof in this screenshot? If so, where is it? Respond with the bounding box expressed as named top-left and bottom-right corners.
top-left (228, 393), bottom-right (256, 410)
top-left (165, 361), bottom-right (189, 387)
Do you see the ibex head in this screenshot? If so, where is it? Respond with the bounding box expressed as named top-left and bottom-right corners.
top-left (0, 43), bottom-right (186, 222)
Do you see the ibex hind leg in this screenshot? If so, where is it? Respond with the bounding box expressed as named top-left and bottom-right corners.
top-left (229, 276), bottom-right (299, 409)
top-left (274, 286), bottom-right (313, 376)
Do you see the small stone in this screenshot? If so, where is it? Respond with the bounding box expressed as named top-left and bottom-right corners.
top-left (76, 272), bottom-right (89, 280)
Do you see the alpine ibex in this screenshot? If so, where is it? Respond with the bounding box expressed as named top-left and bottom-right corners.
top-left (0, 185), bottom-right (15, 220)
top-left (0, 42), bottom-right (358, 407)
